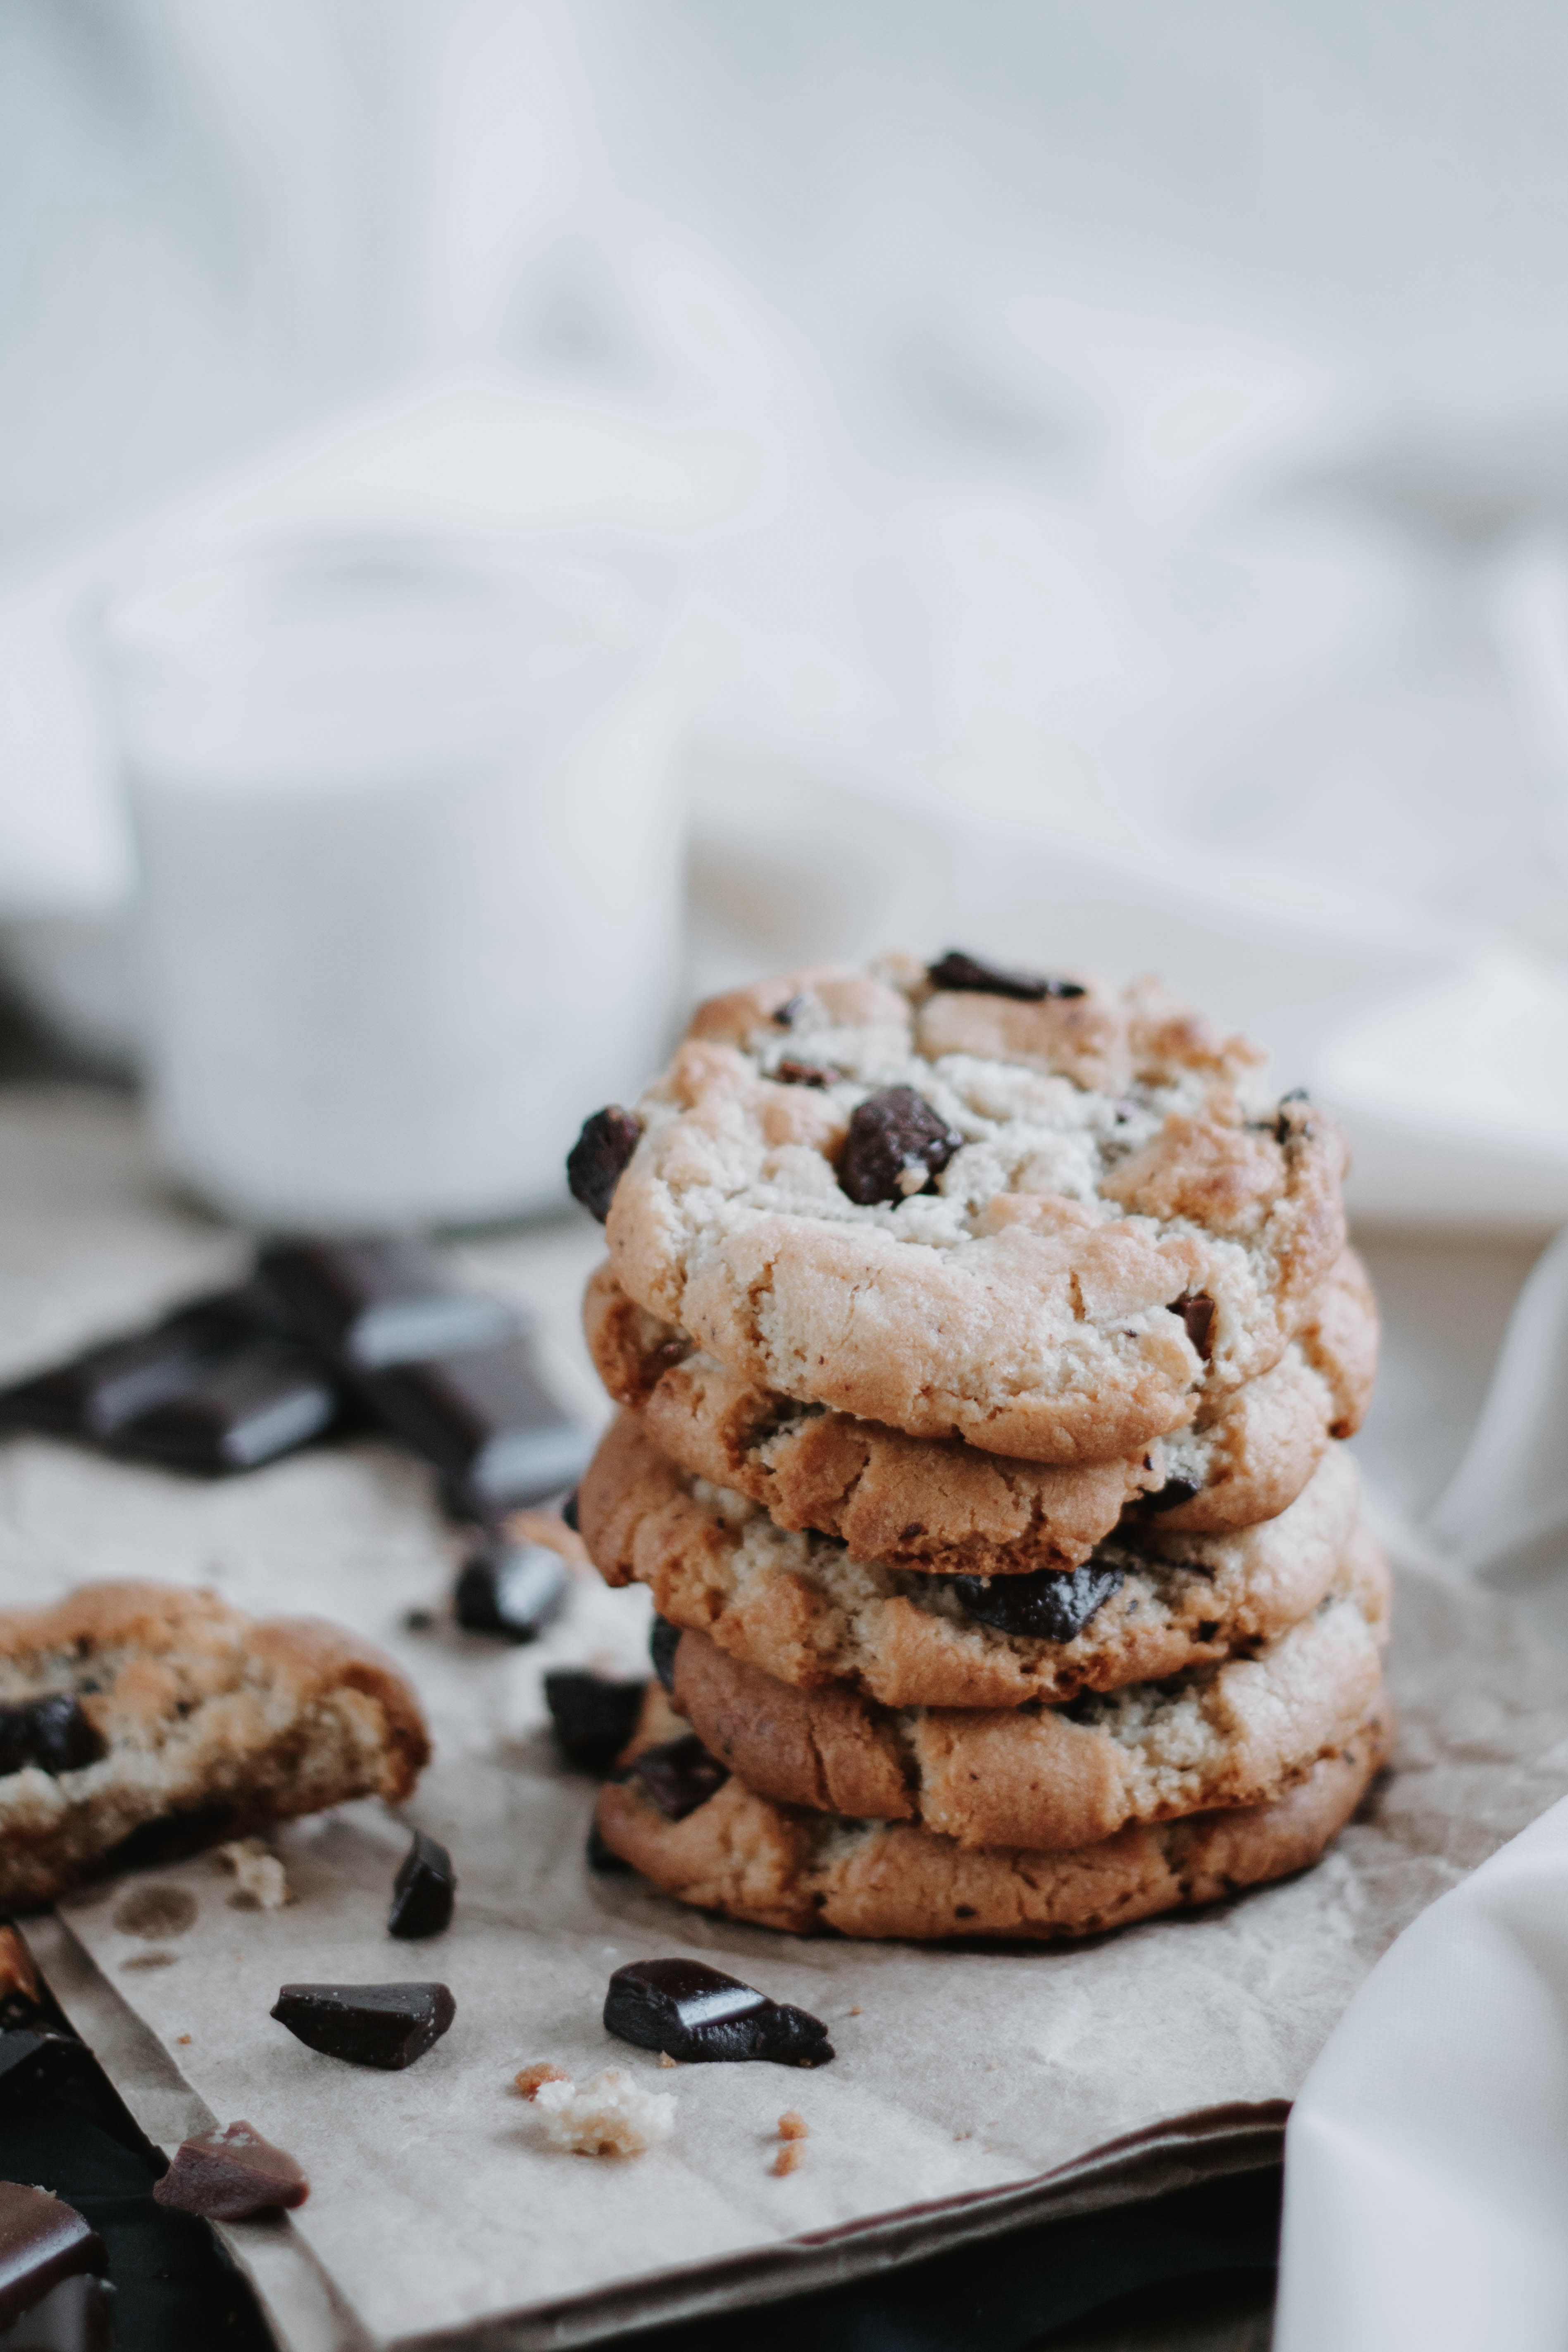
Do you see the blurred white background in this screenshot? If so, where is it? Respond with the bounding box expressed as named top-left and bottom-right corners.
top-left (5, 0), bottom-right (1568, 1223)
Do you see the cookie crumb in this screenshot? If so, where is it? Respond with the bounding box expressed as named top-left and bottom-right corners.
top-left (515, 2061), bottom-right (570, 2102)
top-left (777, 2111), bottom-right (808, 2141)
top-left (954, 2130), bottom-right (971, 2141)
top-left (218, 1838), bottom-right (290, 1912)
top-left (533, 2068), bottom-right (676, 2157)
top-left (771, 2141), bottom-right (803, 2177)
top-left (176, 2033), bottom-right (191, 2045)
top-left (658, 2052), bottom-right (678, 2069)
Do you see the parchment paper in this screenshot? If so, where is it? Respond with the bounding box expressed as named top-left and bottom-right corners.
top-left (5, 1096), bottom-right (1568, 2350)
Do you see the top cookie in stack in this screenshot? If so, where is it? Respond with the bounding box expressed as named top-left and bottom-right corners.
top-left (570, 951), bottom-right (1388, 1942)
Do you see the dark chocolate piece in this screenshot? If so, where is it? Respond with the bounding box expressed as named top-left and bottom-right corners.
top-left (1177, 1293), bottom-right (1216, 1359)
top-left (561, 1488), bottom-right (580, 1533)
top-left (631, 1735), bottom-right (728, 1821)
top-left (1273, 1087), bottom-right (1311, 1146)
top-left (0, 2184), bottom-right (107, 2330)
top-left (257, 1237), bottom-right (518, 1370)
top-left (3, 2273), bottom-right (117, 2352)
top-left (952, 1558), bottom-right (1125, 1642)
top-left (358, 1341), bottom-right (587, 1516)
top-left (453, 1539), bottom-right (569, 1643)
top-left (0, 1695), bottom-right (105, 1781)
top-left (604, 1958), bottom-right (835, 2067)
top-left (543, 1673), bottom-right (647, 1772)
top-left (1135, 1476), bottom-right (1203, 1516)
top-left (0, 2031), bottom-right (84, 2111)
top-left (649, 1616), bottom-right (682, 1694)
top-left (0, 1289), bottom-right (267, 1443)
top-left (388, 1831), bottom-right (456, 1939)
top-left (153, 2119), bottom-right (309, 2220)
top-left (836, 1087), bottom-right (964, 1207)
top-left (772, 994), bottom-right (806, 1026)
top-left (926, 951), bottom-right (1086, 1002)
top-left (774, 1059), bottom-right (834, 1088)
top-left (112, 1340), bottom-right (338, 1473)
top-left (271, 1982), bottom-right (455, 2070)
top-left (586, 1819), bottom-right (634, 1873)
top-left (566, 1108), bottom-right (643, 1223)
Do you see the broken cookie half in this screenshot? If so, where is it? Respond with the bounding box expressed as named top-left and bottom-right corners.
top-left (0, 1582), bottom-right (429, 1910)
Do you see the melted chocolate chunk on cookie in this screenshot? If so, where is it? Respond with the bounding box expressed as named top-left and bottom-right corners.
top-left (153, 2120), bottom-right (309, 2221)
top-left (953, 1558), bottom-right (1125, 1643)
top-left (543, 1672), bottom-right (647, 1773)
top-left (1273, 1087), bottom-right (1311, 1146)
top-left (604, 1957), bottom-right (834, 2066)
top-left (1135, 1475), bottom-right (1204, 1517)
top-left (0, 1696), bottom-right (105, 1781)
top-left (586, 1819), bottom-right (634, 1873)
top-left (387, 1831), bottom-right (457, 1940)
top-left (772, 993), bottom-right (807, 1027)
top-left (926, 950), bottom-right (1086, 1001)
top-left (560, 1487), bottom-right (580, 1532)
top-left (631, 1735), bottom-right (728, 1821)
top-left (1177, 1293), bottom-right (1216, 1358)
top-left (566, 1107), bottom-right (643, 1222)
top-left (837, 1087), bottom-right (964, 1206)
top-left (271, 1982), bottom-right (455, 2071)
top-left (649, 1615), bottom-right (682, 1694)
top-left (774, 1058), bottom-right (834, 1088)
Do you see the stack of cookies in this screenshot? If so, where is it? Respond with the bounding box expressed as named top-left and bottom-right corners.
top-left (571, 951), bottom-right (1391, 1944)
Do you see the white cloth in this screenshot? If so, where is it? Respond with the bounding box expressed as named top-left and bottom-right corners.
top-left (1276, 1227), bottom-right (1568, 2349)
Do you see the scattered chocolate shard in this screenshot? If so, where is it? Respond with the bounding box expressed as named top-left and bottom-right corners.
top-left (257, 1236), bottom-right (519, 1370)
top-left (631, 1736), bottom-right (728, 1822)
top-left (836, 1087), bottom-right (964, 1207)
top-left (0, 2183), bottom-right (107, 2330)
top-left (114, 1340), bottom-right (338, 1473)
top-left (0, 1696), bottom-right (105, 1780)
top-left (153, 2118), bottom-right (309, 2220)
top-left (453, 1539), bottom-right (569, 1643)
top-left (953, 1559), bottom-right (1125, 1642)
top-left (567, 1108), bottom-right (643, 1223)
top-left (0, 1289), bottom-right (267, 1443)
top-left (543, 1673), bottom-right (647, 1772)
top-left (3, 2271), bottom-right (117, 2352)
top-left (1177, 1293), bottom-right (1216, 1358)
top-left (388, 1831), bottom-right (456, 1940)
top-left (926, 951), bottom-right (1086, 1002)
top-left (271, 1982), bottom-right (455, 2071)
top-left (361, 1341), bottom-right (587, 1517)
top-left (605, 1959), bottom-right (834, 2067)
top-left (648, 1616), bottom-right (682, 1694)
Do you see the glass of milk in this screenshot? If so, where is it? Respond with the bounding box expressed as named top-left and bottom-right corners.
top-left (98, 534), bottom-right (685, 1228)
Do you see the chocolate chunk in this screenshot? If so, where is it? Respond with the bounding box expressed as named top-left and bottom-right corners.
top-left (0, 2032), bottom-right (84, 2111)
top-left (631, 1736), bottom-right (728, 1821)
top-left (1136, 1476), bottom-right (1203, 1516)
top-left (543, 1673), bottom-right (647, 1772)
top-left (649, 1616), bottom-right (682, 1694)
top-left (926, 951), bottom-right (1086, 1002)
top-left (388, 1831), bottom-right (456, 1939)
top-left (112, 1340), bottom-right (338, 1473)
top-left (567, 1108), bottom-right (642, 1222)
top-left (604, 1958), bottom-right (835, 2067)
top-left (1177, 1293), bottom-right (1216, 1358)
top-left (561, 1488), bottom-right (581, 1533)
top-left (952, 1559), bottom-right (1125, 1642)
top-left (257, 1237), bottom-right (519, 1370)
top-left (774, 1059), bottom-right (833, 1088)
top-left (271, 1982), bottom-right (455, 2070)
top-left (836, 1087), bottom-right (964, 1207)
top-left (153, 2118), bottom-right (309, 2220)
top-left (1273, 1087), bottom-right (1311, 1146)
top-left (3, 2273), bottom-right (116, 2352)
top-left (0, 1288), bottom-right (268, 1443)
top-left (0, 2184), bottom-right (107, 2330)
top-left (453, 1539), bottom-right (569, 1642)
top-left (585, 1821), bottom-right (634, 1873)
top-left (0, 1697), bottom-right (105, 1780)
top-left (772, 994), bottom-right (806, 1027)
top-left (357, 1340), bottom-right (587, 1515)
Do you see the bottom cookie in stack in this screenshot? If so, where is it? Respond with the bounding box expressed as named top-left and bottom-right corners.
top-left (593, 1535), bottom-right (1393, 1942)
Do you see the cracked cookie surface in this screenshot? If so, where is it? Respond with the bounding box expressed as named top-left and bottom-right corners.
top-left (598, 961), bottom-right (1348, 1464)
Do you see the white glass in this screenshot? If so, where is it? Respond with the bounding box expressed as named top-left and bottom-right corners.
top-left (99, 535), bottom-right (685, 1227)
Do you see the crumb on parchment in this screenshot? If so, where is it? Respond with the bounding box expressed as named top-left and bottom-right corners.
top-left (533, 2068), bottom-right (677, 2157)
top-left (658, 2052), bottom-right (678, 2068)
top-left (515, 2062), bottom-right (570, 2101)
top-left (778, 2111), bottom-right (808, 2141)
top-left (218, 1838), bottom-right (290, 1911)
top-left (771, 2143), bottom-right (803, 2177)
